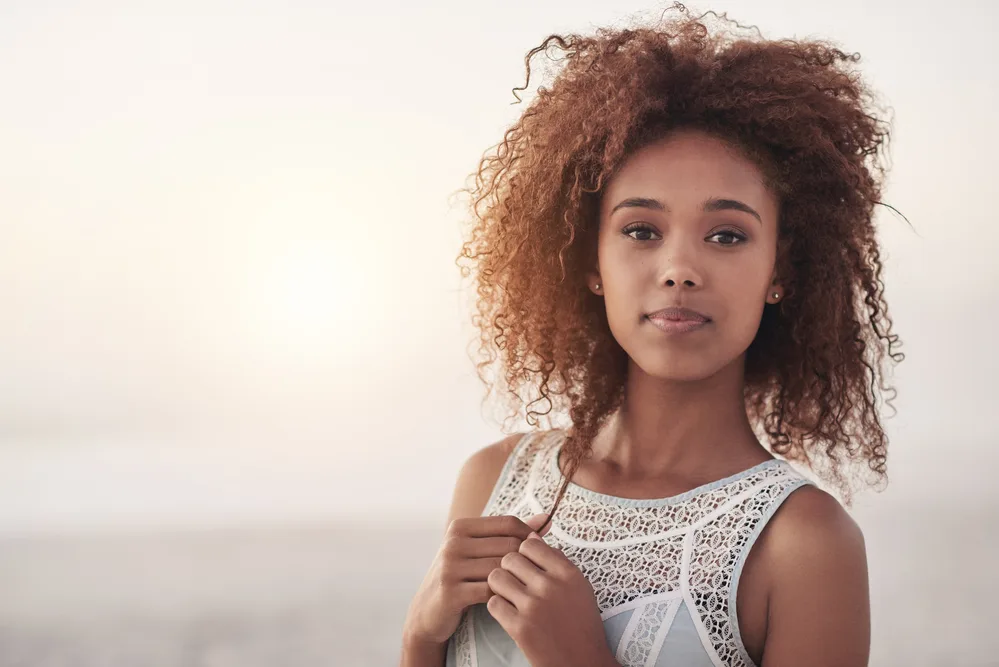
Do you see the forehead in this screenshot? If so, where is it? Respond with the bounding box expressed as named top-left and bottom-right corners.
top-left (601, 129), bottom-right (777, 217)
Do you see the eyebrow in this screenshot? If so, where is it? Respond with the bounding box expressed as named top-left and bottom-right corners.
top-left (609, 196), bottom-right (763, 224)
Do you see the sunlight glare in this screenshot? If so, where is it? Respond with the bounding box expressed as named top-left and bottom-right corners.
top-left (252, 237), bottom-right (365, 366)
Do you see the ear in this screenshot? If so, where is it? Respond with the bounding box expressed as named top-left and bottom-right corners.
top-left (767, 274), bottom-right (784, 304)
top-left (587, 269), bottom-right (603, 296)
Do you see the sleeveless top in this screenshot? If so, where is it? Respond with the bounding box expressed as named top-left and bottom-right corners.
top-left (444, 428), bottom-right (812, 667)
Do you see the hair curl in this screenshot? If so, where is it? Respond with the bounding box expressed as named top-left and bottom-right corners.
top-left (454, 3), bottom-right (905, 516)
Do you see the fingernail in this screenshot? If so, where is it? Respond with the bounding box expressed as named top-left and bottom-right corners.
top-left (528, 531), bottom-right (540, 539)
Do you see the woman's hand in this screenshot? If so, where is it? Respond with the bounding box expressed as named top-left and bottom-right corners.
top-left (403, 514), bottom-right (548, 646)
top-left (486, 521), bottom-right (618, 667)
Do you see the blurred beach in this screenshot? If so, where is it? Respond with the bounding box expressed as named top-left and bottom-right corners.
top-left (0, 503), bottom-right (995, 667)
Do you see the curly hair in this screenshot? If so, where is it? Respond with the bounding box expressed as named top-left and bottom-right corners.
top-left (454, 3), bottom-right (905, 516)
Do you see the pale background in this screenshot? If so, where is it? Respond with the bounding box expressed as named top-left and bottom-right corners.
top-left (0, 0), bottom-right (995, 665)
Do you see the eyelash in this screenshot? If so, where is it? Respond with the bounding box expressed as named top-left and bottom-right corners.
top-left (622, 223), bottom-right (747, 246)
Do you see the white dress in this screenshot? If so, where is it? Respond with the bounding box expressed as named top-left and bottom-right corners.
top-left (445, 428), bottom-right (812, 667)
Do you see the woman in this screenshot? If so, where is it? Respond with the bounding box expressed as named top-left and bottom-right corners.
top-left (401, 5), bottom-right (903, 666)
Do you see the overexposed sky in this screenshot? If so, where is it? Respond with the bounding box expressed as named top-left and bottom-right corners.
top-left (1, 0), bottom-right (996, 532)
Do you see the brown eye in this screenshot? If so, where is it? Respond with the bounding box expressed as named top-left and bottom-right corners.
top-left (623, 223), bottom-right (660, 242)
top-left (709, 230), bottom-right (747, 246)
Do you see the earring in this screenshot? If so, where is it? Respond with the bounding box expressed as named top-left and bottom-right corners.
top-left (595, 283), bottom-right (601, 291)
top-left (772, 292), bottom-right (780, 300)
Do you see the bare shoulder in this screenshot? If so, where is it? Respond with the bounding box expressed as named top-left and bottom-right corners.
top-left (766, 484), bottom-right (866, 560)
top-left (444, 432), bottom-right (526, 529)
top-left (757, 484), bottom-right (870, 666)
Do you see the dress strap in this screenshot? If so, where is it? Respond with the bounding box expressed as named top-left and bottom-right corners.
top-left (481, 430), bottom-right (551, 517)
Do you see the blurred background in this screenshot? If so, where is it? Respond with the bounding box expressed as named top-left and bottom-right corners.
top-left (0, 0), bottom-right (995, 665)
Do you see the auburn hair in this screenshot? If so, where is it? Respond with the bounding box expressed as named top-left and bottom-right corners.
top-left (454, 3), bottom-right (905, 524)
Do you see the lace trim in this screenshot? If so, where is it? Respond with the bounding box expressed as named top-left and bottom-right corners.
top-left (484, 431), bottom-right (540, 518)
top-left (727, 478), bottom-right (809, 666)
top-left (453, 606), bottom-right (476, 667)
top-left (547, 437), bottom-right (786, 508)
top-left (615, 595), bottom-right (682, 667)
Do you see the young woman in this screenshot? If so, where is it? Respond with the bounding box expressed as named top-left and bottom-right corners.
top-left (401, 5), bottom-right (903, 667)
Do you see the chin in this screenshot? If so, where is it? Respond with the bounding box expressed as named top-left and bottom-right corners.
top-left (632, 355), bottom-right (721, 382)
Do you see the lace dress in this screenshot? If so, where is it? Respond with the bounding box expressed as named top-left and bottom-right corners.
top-left (444, 429), bottom-right (812, 667)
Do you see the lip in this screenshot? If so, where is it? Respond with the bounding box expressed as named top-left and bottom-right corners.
top-left (646, 306), bottom-right (710, 322)
top-left (648, 318), bottom-right (709, 334)
top-left (646, 306), bottom-right (711, 335)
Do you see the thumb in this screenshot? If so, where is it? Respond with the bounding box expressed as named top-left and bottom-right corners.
top-left (524, 513), bottom-right (552, 537)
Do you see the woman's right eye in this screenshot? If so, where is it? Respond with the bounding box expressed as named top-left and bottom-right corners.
top-left (623, 224), bottom-right (660, 242)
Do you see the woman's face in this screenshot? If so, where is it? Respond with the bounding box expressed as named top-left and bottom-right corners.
top-left (590, 128), bottom-right (783, 381)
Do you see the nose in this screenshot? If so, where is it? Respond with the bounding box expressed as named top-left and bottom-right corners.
top-left (664, 274), bottom-right (698, 288)
top-left (658, 244), bottom-right (704, 290)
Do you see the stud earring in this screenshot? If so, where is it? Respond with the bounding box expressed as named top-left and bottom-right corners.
top-left (595, 283), bottom-right (601, 291)
top-left (772, 292), bottom-right (780, 300)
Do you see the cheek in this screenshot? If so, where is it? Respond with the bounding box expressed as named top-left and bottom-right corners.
top-left (720, 274), bottom-right (769, 341)
top-left (601, 268), bottom-right (650, 327)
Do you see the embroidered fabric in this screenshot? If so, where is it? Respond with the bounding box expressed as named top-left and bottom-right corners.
top-left (616, 597), bottom-right (679, 665)
top-left (450, 429), bottom-right (811, 667)
top-left (453, 607), bottom-right (474, 666)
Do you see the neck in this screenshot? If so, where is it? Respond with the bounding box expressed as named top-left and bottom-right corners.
top-left (591, 356), bottom-right (770, 480)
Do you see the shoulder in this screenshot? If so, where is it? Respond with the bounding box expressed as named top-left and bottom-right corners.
top-left (458, 431), bottom-right (527, 486)
top-left (444, 432), bottom-right (528, 528)
top-left (756, 484), bottom-right (870, 665)
top-left (764, 484), bottom-right (867, 572)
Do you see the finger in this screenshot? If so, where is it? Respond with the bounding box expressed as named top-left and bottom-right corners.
top-left (456, 557), bottom-right (504, 581)
top-left (450, 515), bottom-right (534, 539)
top-left (499, 551), bottom-right (546, 589)
top-left (523, 512), bottom-right (553, 536)
top-left (518, 534), bottom-right (569, 573)
top-left (486, 593), bottom-right (518, 626)
top-left (487, 566), bottom-right (529, 608)
top-left (455, 581), bottom-right (493, 608)
top-left (455, 535), bottom-right (524, 558)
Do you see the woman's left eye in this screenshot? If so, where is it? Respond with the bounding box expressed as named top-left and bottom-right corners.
top-left (709, 230), bottom-right (747, 246)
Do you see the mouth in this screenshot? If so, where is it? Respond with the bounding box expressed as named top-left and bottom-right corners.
top-left (645, 306), bottom-right (711, 335)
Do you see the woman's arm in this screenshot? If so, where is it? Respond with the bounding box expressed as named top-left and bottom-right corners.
top-left (398, 433), bottom-right (524, 667)
top-left (760, 486), bottom-right (871, 667)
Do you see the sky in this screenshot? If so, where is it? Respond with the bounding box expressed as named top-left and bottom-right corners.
top-left (0, 0), bottom-right (996, 533)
